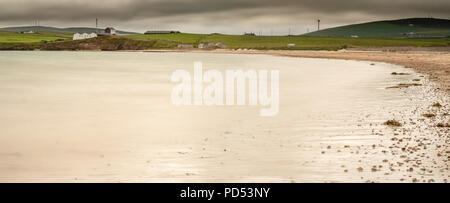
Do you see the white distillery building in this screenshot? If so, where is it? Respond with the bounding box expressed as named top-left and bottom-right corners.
top-left (73, 33), bottom-right (98, 40)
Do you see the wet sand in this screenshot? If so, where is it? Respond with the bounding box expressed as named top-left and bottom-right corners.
top-left (0, 51), bottom-right (449, 183)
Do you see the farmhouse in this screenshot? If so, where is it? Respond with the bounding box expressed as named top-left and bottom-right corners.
top-left (73, 33), bottom-right (97, 40)
top-left (104, 27), bottom-right (116, 35)
top-left (96, 27), bottom-right (119, 36)
top-left (145, 31), bottom-right (181, 34)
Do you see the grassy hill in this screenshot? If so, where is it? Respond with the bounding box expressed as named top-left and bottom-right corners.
top-left (0, 30), bottom-right (72, 43)
top-left (305, 18), bottom-right (450, 38)
top-left (0, 30), bottom-right (72, 50)
top-left (0, 26), bottom-right (140, 35)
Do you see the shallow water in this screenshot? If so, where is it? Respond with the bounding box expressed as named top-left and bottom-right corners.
top-left (0, 51), bottom-right (446, 182)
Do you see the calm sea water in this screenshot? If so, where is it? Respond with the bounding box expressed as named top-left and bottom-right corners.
top-left (0, 51), bottom-right (433, 182)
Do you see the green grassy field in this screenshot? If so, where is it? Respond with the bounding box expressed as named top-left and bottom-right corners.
top-left (126, 33), bottom-right (450, 50)
top-left (306, 18), bottom-right (450, 38)
top-left (1, 29), bottom-right (449, 51)
top-left (0, 31), bottom-right (72, 43)
top-left (126, 33), bottom-right (206, 44)
top-left (0, 31), bottom-right (73, 50)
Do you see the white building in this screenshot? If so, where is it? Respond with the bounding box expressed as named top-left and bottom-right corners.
top-left (73, 33), bottom-right (98, 40)
top-left (19, 30), bottom-right (35, 34)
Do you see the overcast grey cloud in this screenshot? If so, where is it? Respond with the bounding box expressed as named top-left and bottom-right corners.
top-left (0, 0), bottom-right (449, 34)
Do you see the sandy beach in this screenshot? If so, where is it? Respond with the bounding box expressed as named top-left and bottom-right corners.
top-left (0, 50), bottom-right (448, 183)
top-left (139, 48), bottom-right (450, 183)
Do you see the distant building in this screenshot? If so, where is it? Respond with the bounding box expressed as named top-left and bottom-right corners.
top-left (97, 27), bottom-right (118, 36)
top-left (402, 32), bottom-right (416, 37)
top-left (198, 42), bottom-right (227, 49)
top-left (198, 42), bottom-right (216, 49)
top-left (19, 30), bottom-right (35, 34)
top-left (104, 27), bottom-right (116, 35)
top-left (350, 35), bottom-right (359, 38)
top-left (73, 33), bottom-right (97, 40)
top-left (287, 44), bottom-right (296, 48)
top-left (244, 32), bottom-right (256, 36)
top-left (145, 31), bottom-right (181, 34)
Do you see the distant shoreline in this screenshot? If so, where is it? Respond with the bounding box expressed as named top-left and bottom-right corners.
top-left (137, 48), bottom-right (450, 93)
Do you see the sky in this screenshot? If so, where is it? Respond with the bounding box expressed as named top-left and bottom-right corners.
top-left (0, 0), bottom-right (449, 34)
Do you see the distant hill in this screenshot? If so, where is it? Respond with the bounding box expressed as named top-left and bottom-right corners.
top-left (0, 26), bottom-right (140, 35)
top-left (305, 18), bottom-right (450, 38)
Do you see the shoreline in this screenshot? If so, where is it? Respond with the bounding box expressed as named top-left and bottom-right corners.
top-left (139, 48), bottom-right (449, 183)
top-left (140, 48), bottom-right (450, 93)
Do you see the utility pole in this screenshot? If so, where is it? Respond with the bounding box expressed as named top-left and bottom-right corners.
top-left (288, 27), bottom-right (292, 42)
top-left (317, 19), bottom-right (321, 31)
top-left (96, 18), bottom-right (98, 33)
